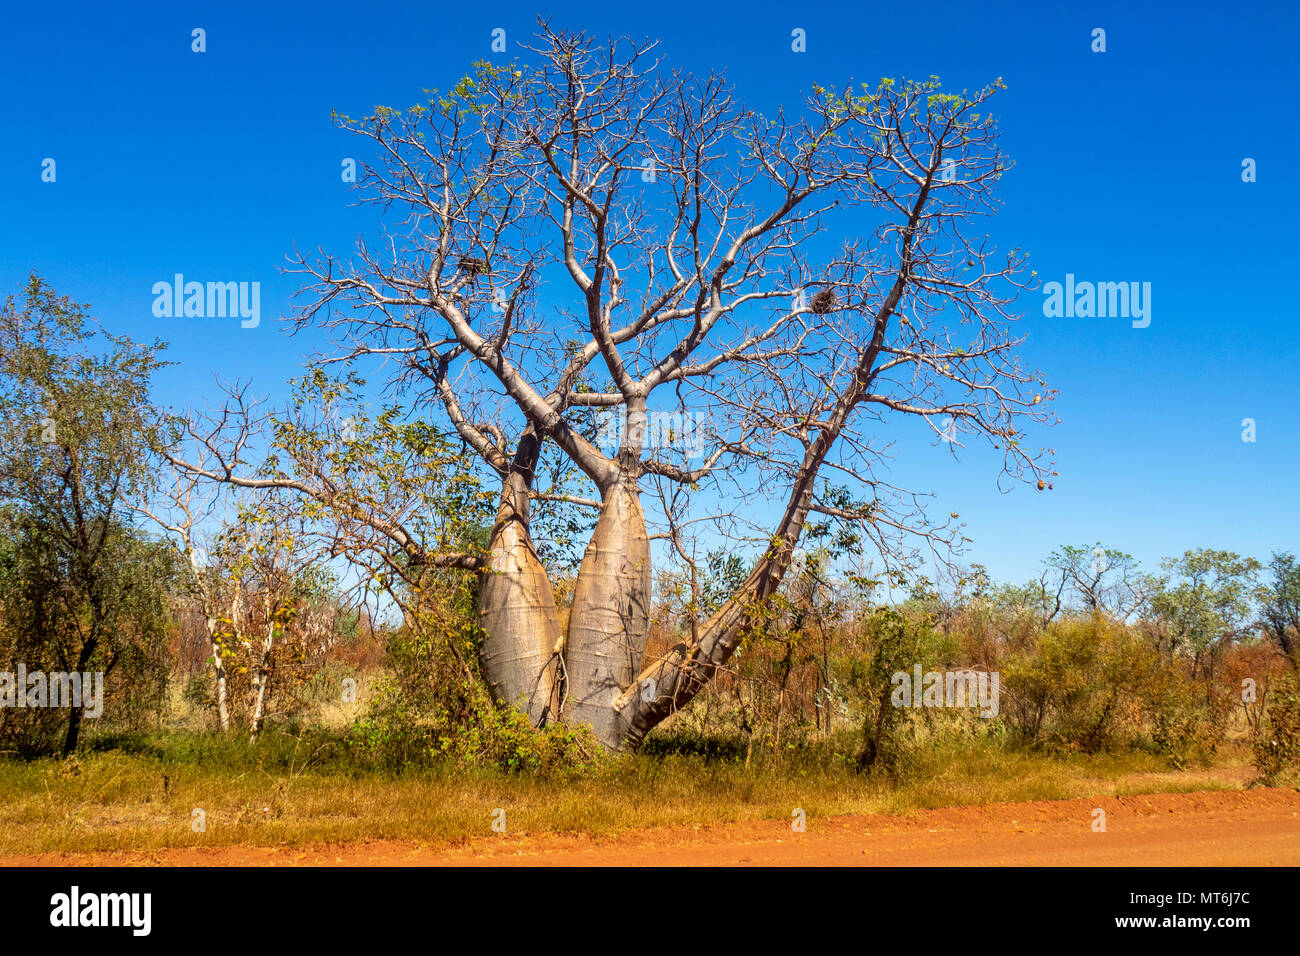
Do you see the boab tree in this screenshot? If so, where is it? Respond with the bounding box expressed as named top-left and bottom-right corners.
top-left (171, 25), bottom-right (1055, 750)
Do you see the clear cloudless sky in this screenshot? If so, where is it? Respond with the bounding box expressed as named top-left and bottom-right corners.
top-left (2, 0), bottom-right (1297, 587)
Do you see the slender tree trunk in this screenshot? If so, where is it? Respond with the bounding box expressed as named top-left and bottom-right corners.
top-left (248, 618), bottom-right (275, 743)
top-left (774, 639), bottom-right (794, 748)
top-left (563, 477), bottom-right (651, 748)
top-left (616, 475), bottom-right (813, 749)
top-left (613, 247), bottom-right (913, 749)
top-left (206, 617), bottom-right (231, 731)
top-left (477, 432), bottom-right (563, 725)
top-left (820, 632), bottom-right (831, 738)
top-left (62, 704), bottom-right (84, 756)
top-left (61, 637), bottom-right (97, 756)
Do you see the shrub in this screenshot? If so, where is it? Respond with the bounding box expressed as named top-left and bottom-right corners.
top-left (1002, 615), bottom-right (1161, 752)
top-left (843, 607), bottom-right (934, 776)
top-left (345, 576), bottom-right (596, 775)
top-left (1253, 670), bottom-right (1300, 784)
top-left (1148, 686), bottom-right (1222, 769)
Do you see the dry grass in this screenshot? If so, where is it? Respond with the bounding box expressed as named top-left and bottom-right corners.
top-left (0, 729), bottom-right (1258, 856)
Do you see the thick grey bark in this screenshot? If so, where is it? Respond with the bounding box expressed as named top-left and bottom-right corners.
top-left (477, 433), bottom-right (563, 725)
top-left (563, 479), bottom-right (651, 748)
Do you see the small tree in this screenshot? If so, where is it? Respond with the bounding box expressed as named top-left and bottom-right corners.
top-left (0, 274), bottom-right (171, 753)
top-left (849, 607), bottom-right (928, 773)
top-left (1039, 544), bottom-right (1151, 622)
top-left (1260, 552), bottom-right (1300, 669)
top-left (133, 437), bottom-right (238, 730)
top-left (1149, 548), bottom-right (1261, 679)
top-left (215, 500), bottom-right (342, 741)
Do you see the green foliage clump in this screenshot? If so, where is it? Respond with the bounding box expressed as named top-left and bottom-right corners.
top-left (349, 670), bottom-right (596, 776)
top-left (844, 607), bottom-right (934, 776)
top-left (1253, 671), bottom-right (1300, 784)
top-left (1002, 616), bottom-right (1153, 752)
top-left (1148, 688), bottom-right (1222, 770)
top-left (346, 578), bottom-right (596, 776)
top-left (1001, 614), bottom-right (1231, 765)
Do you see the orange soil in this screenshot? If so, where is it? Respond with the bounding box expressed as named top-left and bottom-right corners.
top-left (6, 787), bottom-right (1299, 867)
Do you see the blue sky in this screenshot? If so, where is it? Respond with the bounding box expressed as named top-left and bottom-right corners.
top-left (2, 0), bottom-right (1297, 588)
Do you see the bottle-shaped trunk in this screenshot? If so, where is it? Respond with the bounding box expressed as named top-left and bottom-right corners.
top-left (478, 463), bottom-right (563, 725)
top-left (564, 480), bottom-right (651, 749)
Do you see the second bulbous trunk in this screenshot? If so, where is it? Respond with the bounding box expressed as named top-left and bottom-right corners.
top-left (563, 479), bottom-right (651, 749)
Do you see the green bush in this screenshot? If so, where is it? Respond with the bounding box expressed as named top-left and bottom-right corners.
top-left (1149, 694), bottom-right (1220, 769)
top-left (1253, 670), bottom-right (1300, 784)
top-left (345, 578), bottom-right (596, 775)
top-left (348, 671), bottom-right (596, 775)
top-left (843, 607), bottom-right (934, 776)
top-left (1002, 616), bottom-right (1161, 752)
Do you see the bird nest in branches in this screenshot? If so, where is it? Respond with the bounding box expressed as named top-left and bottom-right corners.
top-left (457, 256), bottom-right (492, 277)
top-left (809, 288), bottom-right (837, 314)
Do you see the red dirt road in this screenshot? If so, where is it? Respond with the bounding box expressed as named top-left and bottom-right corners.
top-left (6, 788), bottom-right (1299, 866)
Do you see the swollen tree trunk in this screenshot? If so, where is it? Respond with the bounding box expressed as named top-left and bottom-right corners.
top-left (477, 432), bottom-right (563, 725)
top-left (563, 478), bottom-right (651, 749)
